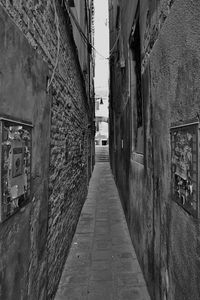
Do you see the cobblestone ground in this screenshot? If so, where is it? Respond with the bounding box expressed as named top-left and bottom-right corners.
top-left (55, 150), bottom-right (151, 300)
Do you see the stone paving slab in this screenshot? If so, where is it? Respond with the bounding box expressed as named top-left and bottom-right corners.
top-left (55, 162), bottom-right (151, 300)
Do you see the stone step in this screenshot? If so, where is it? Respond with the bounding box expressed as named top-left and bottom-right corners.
top-left (54, 162), bottom-right (151, 300)
top-left (95, 146), bottom-right (109, 162)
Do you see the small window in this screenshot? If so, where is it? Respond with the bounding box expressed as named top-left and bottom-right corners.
top-left (69, 0), bottom-right (75, 7)
top-left (129, 16), bottom-right (144, 158)
top-left (116, 5), bottom-right (120, 30)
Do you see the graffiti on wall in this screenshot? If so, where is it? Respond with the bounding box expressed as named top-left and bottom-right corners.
top-left (0, 119), bottom-right (31, 222)
top-left (171, 121), bottom-right (199, 217)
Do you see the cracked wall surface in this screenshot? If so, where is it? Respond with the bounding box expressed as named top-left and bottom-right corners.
top-left (109, 0), bottom-right (200, 299)
top-left (0, 1), bottom-right (94, 299)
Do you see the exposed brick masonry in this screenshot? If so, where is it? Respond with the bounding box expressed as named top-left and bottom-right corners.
top-left (0, 0), bottom-right (93, 298)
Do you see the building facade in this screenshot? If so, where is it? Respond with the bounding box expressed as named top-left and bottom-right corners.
top-left (109, 1), bottom-right (200, 299)
top-left (95, 95), bottom-right (109, 146)
top-left (0, 0), bottom-right (94, 299)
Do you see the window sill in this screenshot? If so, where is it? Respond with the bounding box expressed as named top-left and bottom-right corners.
top-left (131, 152), bottom-right (144, 165)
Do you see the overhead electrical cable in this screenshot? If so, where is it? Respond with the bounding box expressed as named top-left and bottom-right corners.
top-left (109, 29), bottom-right (120, 57)
top-left (64, 0), bottom-right (109, 60)
top-left (47, 0), bottom-right (61, 91)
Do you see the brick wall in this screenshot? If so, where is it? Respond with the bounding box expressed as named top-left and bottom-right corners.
top-left (0, 0), bottom-right (94, 299)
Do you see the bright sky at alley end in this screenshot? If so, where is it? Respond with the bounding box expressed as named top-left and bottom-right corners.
top-left (94, 0), bottom-right (109, 92)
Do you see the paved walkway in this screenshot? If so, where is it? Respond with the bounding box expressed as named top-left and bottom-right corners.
top-left (55, 161), bottom-right (151, 300)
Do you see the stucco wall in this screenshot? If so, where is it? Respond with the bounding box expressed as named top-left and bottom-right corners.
top-left (150, 1), bottom-right (200, 299)
top-left (109, 0), bottom-right (200, 299)
top-left (0, 6), bottom-right (50, 299)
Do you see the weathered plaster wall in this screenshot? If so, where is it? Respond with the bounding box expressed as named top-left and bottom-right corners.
top-left (0, 6), bottom-right (50, 299)
top-left (150, 1), bottom-right (200, 299)
top-left (109, 0), bottom-right (200, 299)
top-left (0, 1), bottom-right (94, 299)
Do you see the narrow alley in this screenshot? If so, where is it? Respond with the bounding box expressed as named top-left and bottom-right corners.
top-left (55, 146), bottom-right (150, 300)
top-left (1, 0), bottom-right (200, 299)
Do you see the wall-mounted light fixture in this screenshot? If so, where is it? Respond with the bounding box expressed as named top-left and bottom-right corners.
top-left (94, 97), bottom-right (104, 105)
